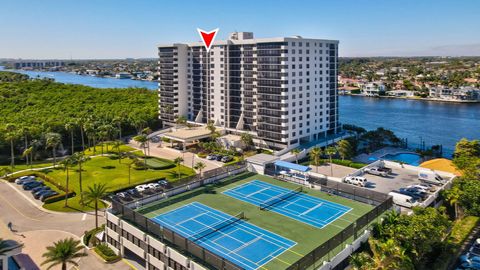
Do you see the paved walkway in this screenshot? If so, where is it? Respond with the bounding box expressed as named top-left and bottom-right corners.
top-left (128, 140), bottom-right (221, 172)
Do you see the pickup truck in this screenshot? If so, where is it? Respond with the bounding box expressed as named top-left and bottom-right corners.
top-left (364, 166), bottom-right (392, 177)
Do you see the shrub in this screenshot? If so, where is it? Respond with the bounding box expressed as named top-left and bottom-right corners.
top-left (198, 152), bottom-right (207, 158)
top-left (94, 244), bottom-right (120, 262)
top-left (83, 225), bottom-right (105, 247)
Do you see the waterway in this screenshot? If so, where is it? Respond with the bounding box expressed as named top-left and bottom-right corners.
top-left (0, 67), bottom-right (158, 90)
top-left (340, 95), bottom-right (480, 157)
top-left (2, 67), bottom-right (479, 157)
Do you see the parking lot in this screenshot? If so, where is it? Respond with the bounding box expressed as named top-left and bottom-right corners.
top-left (361, 166), bottom-right (423, 194)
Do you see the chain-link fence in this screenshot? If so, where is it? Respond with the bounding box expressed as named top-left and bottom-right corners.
top-left (286, 197), bottom-right (393, 270)
top-left (110, 162), bottom-right (249, 269)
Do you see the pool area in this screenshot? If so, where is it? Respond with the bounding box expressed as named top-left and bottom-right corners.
top-left (382, 152), bottom-right (422, 166)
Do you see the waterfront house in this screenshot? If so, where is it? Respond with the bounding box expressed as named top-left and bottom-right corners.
top-left (361, 82), bottom-right (385, 96)
top-left (429, 86), bottom-right (480, 101)
top-left (387, 90), bottom-right (415, 97)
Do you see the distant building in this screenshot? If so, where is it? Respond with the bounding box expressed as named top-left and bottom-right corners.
top-left (429, 86), bottom-right (480, 101)
top-left (14, 60), bottom-right (65, 69)
top-left (387, 90), bottom-right (415, 97)
top-left (115, 72), bottom-right (132, 79)
top-left (361, 82), bottom-right (385, 96)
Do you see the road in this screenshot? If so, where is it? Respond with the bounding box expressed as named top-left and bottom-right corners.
top-left (0, 180), bottom-right (131, 270)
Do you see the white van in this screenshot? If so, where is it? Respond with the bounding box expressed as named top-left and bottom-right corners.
top-left (418, 171), bottom-right (444, 185)
top-left (388, 192), bottom-right (420, 208)
top-left (344, 176), bottom-right (367, 187)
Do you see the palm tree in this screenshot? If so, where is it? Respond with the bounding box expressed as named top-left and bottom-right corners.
top-left (240, 133), bottom-right (254, 150)
top-left (443, 186), bottom-right (462, 219)
top-left (45, 133), bottom-right (62, 166)
top-left (174, 157), bottom-right (184, 180)
top-left (309, 147), bottom-right (322, 172)
top-left (71, 152), bottom-right (90, 204)
top-left (175, 116), bottom-right (187, 128)
top-left (337, 139), bottom-right (353, 160)
top-left (133, 134), bottom-right (148, 166)
top-left (83, 183), bottom-right (109, 228)
top-left (4, 123), bottom-right (18, 168)
top-left (112, 116), bottom-right (124, 141)
top-left (142, 127), bottom-right (153, 155)
top-left (290, 148), bottom-right (301, 164)
top-left (41, 237), bottom-right (86, 270)
top-left (22, 147), bottom-right (33, 168)
top-left (325, 146), bottom-right (337, 176)
top-left (112, 140), bottom-right (124, 163)
top-left (64, 122), bottom-right (75, 155)
top-left (194, 161), bottom-right (207, 177)
top-left (126, 155), bottom-right (139, 185)
top-left (75, 117), bottom-right (86, 152)
top-left (61, 157), bottom-right (76, 208)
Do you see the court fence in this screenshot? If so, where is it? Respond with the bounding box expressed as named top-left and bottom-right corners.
top-left (285, 196), bottom-right (393, 270)
top-left (264, 168), bottom-right (390, 206)
top-left (111, 161), bottom-right (249, 270)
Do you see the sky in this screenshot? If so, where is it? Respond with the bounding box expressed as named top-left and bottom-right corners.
top-left (1, 0), bottom-right (480, 59)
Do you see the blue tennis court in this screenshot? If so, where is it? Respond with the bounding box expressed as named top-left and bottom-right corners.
top-left (223, 180), bottom-right (352, 228)
top-left (152, 202), bottom-right (296, 270)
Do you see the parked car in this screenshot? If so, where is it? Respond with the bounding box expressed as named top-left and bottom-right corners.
top-left (34, 189), bottom-right (53, 200)
top-left (215, 155), bottom-right (224, 161)
top-left (147, 183), bottom-right (161, 190)
top-left (470, 239), bottom-right (480, 256)
top-left (418, 171), bottom-right (445, 185)
top-left (407, 184), bottom-right (434, 193)
top-left (399, 187), bottom-right (427, 200)
top-left (150, 136), bottom-right (160, 143)
top-left (116, 192), bottom-right (133, 201)
top-left (344, 176), bottom-right (367, 187)
top-left (158, 180), bottom-right (171, 188)
top-left (23, 181), bottom-right (44, 190)
top-left (221, 156), bottom-right (234, 163)
top-left (40, 191), bottom-right (58, 202)
top-left (364, 166), bottom-right (389, 177)
top-left (135, 184), bottom-right (149, 192)
top-left (206, 154), bottom-right (217, 160)
top-left (31, 185), bottom-right (50, 194)
top-left (388, 192), bottom-right (420, 208)
top-left (15, 176), bottom-right (35, 184)
top-left (126, 189), bottom-right (142, 198)
top-left (15, 176), bottom-right (36, 185)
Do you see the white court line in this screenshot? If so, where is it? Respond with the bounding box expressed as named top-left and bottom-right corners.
top-left (188, 203), bottom-right (296, 269)
top-left (246, 187), bottom-right (270, 198)
top-left (155, 201), bottom-right (298, 269)
top-left (252, 180), bottom-right (352, 212)
top-left (300, 202), bottom-right (323, 216)
top-left (190, 203), bottom-right (296, 248)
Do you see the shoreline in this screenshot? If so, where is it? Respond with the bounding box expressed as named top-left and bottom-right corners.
top-left (341, 93), bottom-right (480, 104)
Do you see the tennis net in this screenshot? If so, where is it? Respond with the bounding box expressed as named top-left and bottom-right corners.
top-left (259, 187), bottom-right (303, 210)
top-left (191, 212), bottom-right (245, 242)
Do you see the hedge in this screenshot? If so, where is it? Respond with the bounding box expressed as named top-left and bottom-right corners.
top-left (83, 225), bottom-right (105, 247)
top-left (43, 191), bottom-right (76, 204)
top-left (94, 244), bottom-right (120, 262)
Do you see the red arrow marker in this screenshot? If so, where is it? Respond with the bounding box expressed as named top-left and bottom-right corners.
top-left (197, 28), bottom-right (219, 52)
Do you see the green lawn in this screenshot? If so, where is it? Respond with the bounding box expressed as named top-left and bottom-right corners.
top-left (139, 173), bottom-right (373, 270)
top-left (13, 155), bottom-right (195, 212)
top-left (0, 161), bottom-right (53, 173)
top-left (83, 142), bottom-right (137, 156)
top-left (145, 157), bottom-right (174, 169)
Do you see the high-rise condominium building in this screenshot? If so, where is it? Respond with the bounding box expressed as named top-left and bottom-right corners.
top-left (158, 32), bottom-right (339, 150)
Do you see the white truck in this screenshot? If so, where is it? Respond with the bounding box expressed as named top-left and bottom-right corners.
top-left (418, 170), bottom-right (445, 185)
top-left (388, 191), bottom-right (420, 208)
top-left (344, 176), bottom-right (367, 187)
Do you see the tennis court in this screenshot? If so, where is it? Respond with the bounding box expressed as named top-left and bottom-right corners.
top-left (152, 202), bottom-right (296, 270)
top-left (223, 180), bottom-right (351, 228)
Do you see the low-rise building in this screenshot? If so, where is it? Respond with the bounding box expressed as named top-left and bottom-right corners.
top-left (429, 86), bottom-right (480, 101)
top-left (387, 90), bottom-right (415, 97)
top-left (361, 82), bottom-right (385, 96)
